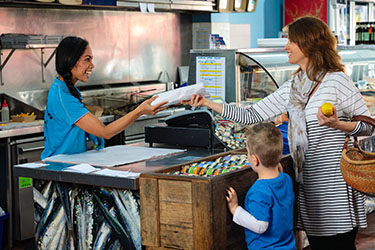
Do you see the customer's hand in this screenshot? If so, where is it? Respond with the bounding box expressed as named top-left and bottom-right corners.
top-left (180, 94), bottom-right (206, 107)
top-left (226, 186), bottom-right (239, 215)
top-left (137, 96), bottom-right (168, 116)
top-left (317, 106), bottom-right (340, 129)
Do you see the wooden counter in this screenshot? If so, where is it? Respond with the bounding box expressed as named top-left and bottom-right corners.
top-left (140, 151), bottom-right (294, 250)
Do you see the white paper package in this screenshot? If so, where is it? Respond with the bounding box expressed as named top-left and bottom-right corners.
top-left (151, 84), bottom-right (206, 107)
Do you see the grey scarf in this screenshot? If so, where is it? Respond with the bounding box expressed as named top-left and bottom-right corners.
top-left (288, 72), bottom-right (319, 183)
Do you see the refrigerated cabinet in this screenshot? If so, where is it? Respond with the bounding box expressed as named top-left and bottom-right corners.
top-left (188, 46), bottom-right (375, 106)
top-left (188, 48), bottom-right (281, 105)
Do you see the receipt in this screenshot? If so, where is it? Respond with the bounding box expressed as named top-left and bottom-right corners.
top-left (63, 163), bottom-right (97, 173)
top-left (93, 169), bottom-right (140, 178)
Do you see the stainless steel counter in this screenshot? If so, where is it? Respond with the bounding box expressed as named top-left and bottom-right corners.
top-left (0, 124), bottom-right (43, 138)
top-left (0, 107), bottom-right (184, 139)
top-left (0, 115), bottom-right (115, 138)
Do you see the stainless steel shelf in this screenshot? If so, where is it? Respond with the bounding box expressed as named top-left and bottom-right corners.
top-left (0, 43), bottom-right (58, 85)
top-left (116, 0), bottom-right (215, 12)
top-left (0, 0), bottom-right (216, 12)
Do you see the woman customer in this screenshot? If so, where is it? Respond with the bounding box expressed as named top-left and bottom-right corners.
top-left (181, 16), bottom-right (372, 250)
top-left (41, 36), bottom-right (167, 159)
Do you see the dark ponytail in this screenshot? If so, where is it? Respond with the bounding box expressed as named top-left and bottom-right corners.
top-left (56, 36), bottom-right (88, 102)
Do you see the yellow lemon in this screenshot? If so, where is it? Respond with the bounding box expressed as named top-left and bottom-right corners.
top-left (321, 102), bottom-right (334, 116)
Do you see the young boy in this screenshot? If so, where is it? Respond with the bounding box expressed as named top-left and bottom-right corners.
top-left (226, 122), bottom-right (296, 250)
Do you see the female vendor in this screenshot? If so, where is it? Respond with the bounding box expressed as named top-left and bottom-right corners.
top-left (41, 36), bottom-right (167, 159)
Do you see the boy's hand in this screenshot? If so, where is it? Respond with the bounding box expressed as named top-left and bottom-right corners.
top-left (226, 187), bottom-right (238, 215)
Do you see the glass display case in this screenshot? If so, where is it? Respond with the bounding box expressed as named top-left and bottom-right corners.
top-left (188, 49), bottom-right (281, 104)
top-left (188, 46), bottom-right (375, 111)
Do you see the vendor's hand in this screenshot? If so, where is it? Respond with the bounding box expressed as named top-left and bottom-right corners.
top-left (138, 96), bottom-right (168, 116)
top-left (87, 133), bottom-right (105, 151)
top-left (317, 106), bottom-right (340, 129)
top-left (180, 94), bottom-right (206, 107)
top-left (226, 186), bottom-right (239, 215)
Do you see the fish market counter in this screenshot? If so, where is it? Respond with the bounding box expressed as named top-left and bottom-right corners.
top-left (13, 144), bottom-right (226, 190)
top-left (11, 144), bottom-right (227, 250)
top-left (13, 144), bottom-right (294, 250)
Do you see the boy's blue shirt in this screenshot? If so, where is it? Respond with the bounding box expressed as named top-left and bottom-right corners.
top-left (244, 172), bottom-right (296, 250)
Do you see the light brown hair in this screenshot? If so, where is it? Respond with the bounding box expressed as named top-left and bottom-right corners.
top-left (245, 123), bottom-right (283, 168)
top-left (286, 16), bottom-right (345, 83)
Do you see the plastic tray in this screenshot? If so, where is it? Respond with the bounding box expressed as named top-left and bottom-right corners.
top-left (11, 115), bottom-right (36, 122)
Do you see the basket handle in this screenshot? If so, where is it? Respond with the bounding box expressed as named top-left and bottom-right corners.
top-left (343, 115), bottom-right (375, 150)
top-left (352, 115), bottom-right (375, 127)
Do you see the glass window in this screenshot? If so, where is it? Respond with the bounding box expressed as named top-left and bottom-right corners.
top-left (355, 2), bottom-right (369, 22)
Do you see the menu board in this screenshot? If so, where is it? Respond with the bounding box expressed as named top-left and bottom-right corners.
top-left (196, 56), bottom-right (226, 100)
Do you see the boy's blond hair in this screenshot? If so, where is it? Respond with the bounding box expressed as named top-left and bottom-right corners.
top-left (245, 123), bottom-right (283, 168)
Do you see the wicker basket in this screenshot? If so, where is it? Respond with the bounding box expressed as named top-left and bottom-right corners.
top-left (340, 115), bottom-right (375, 197)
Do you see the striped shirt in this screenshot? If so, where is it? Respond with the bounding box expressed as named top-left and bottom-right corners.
top-left (222, 71), bottom-right (371, 236)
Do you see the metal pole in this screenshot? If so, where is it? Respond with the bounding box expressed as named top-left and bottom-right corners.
top-left (6, 137), bottom-right (13, 249)
top-left (0, 51), bottom-right (3, 86)
top-left (41, 48), bottom-right (45, 83)
top-left (350, 1), bottom-right (356, 46)
top-left (369, 3), bottom-right (374, 22)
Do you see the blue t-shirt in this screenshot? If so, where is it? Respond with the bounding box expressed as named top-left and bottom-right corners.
top-left (41, 77), bottom-right (89, 159)
top-left (244, 172), bottom-right (296, 250)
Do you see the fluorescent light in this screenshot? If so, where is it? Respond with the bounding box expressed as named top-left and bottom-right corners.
top-left (252, 54), bottom-right (287, 58)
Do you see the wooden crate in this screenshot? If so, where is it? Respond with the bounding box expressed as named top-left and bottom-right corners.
top-left (140, 151), bottom-right (293, 250)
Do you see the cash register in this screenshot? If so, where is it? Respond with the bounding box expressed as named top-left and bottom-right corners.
top-left (145, 109), bottom-right (223, 148)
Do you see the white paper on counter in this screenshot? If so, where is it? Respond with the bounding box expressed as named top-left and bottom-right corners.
top-left (93, 169), bottom-right (140, 179)
top-left (15, 162), bottom-right (49, 168)
top-left (43, 145), bottom-right (186, 167)
top-left (151, 84), bottom-right (206, 107)
top-left (63, 163), bottom-right (97, 173)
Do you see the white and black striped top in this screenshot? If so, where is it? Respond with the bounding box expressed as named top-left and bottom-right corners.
top-left (222, 71), bottom-right (371, 236)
